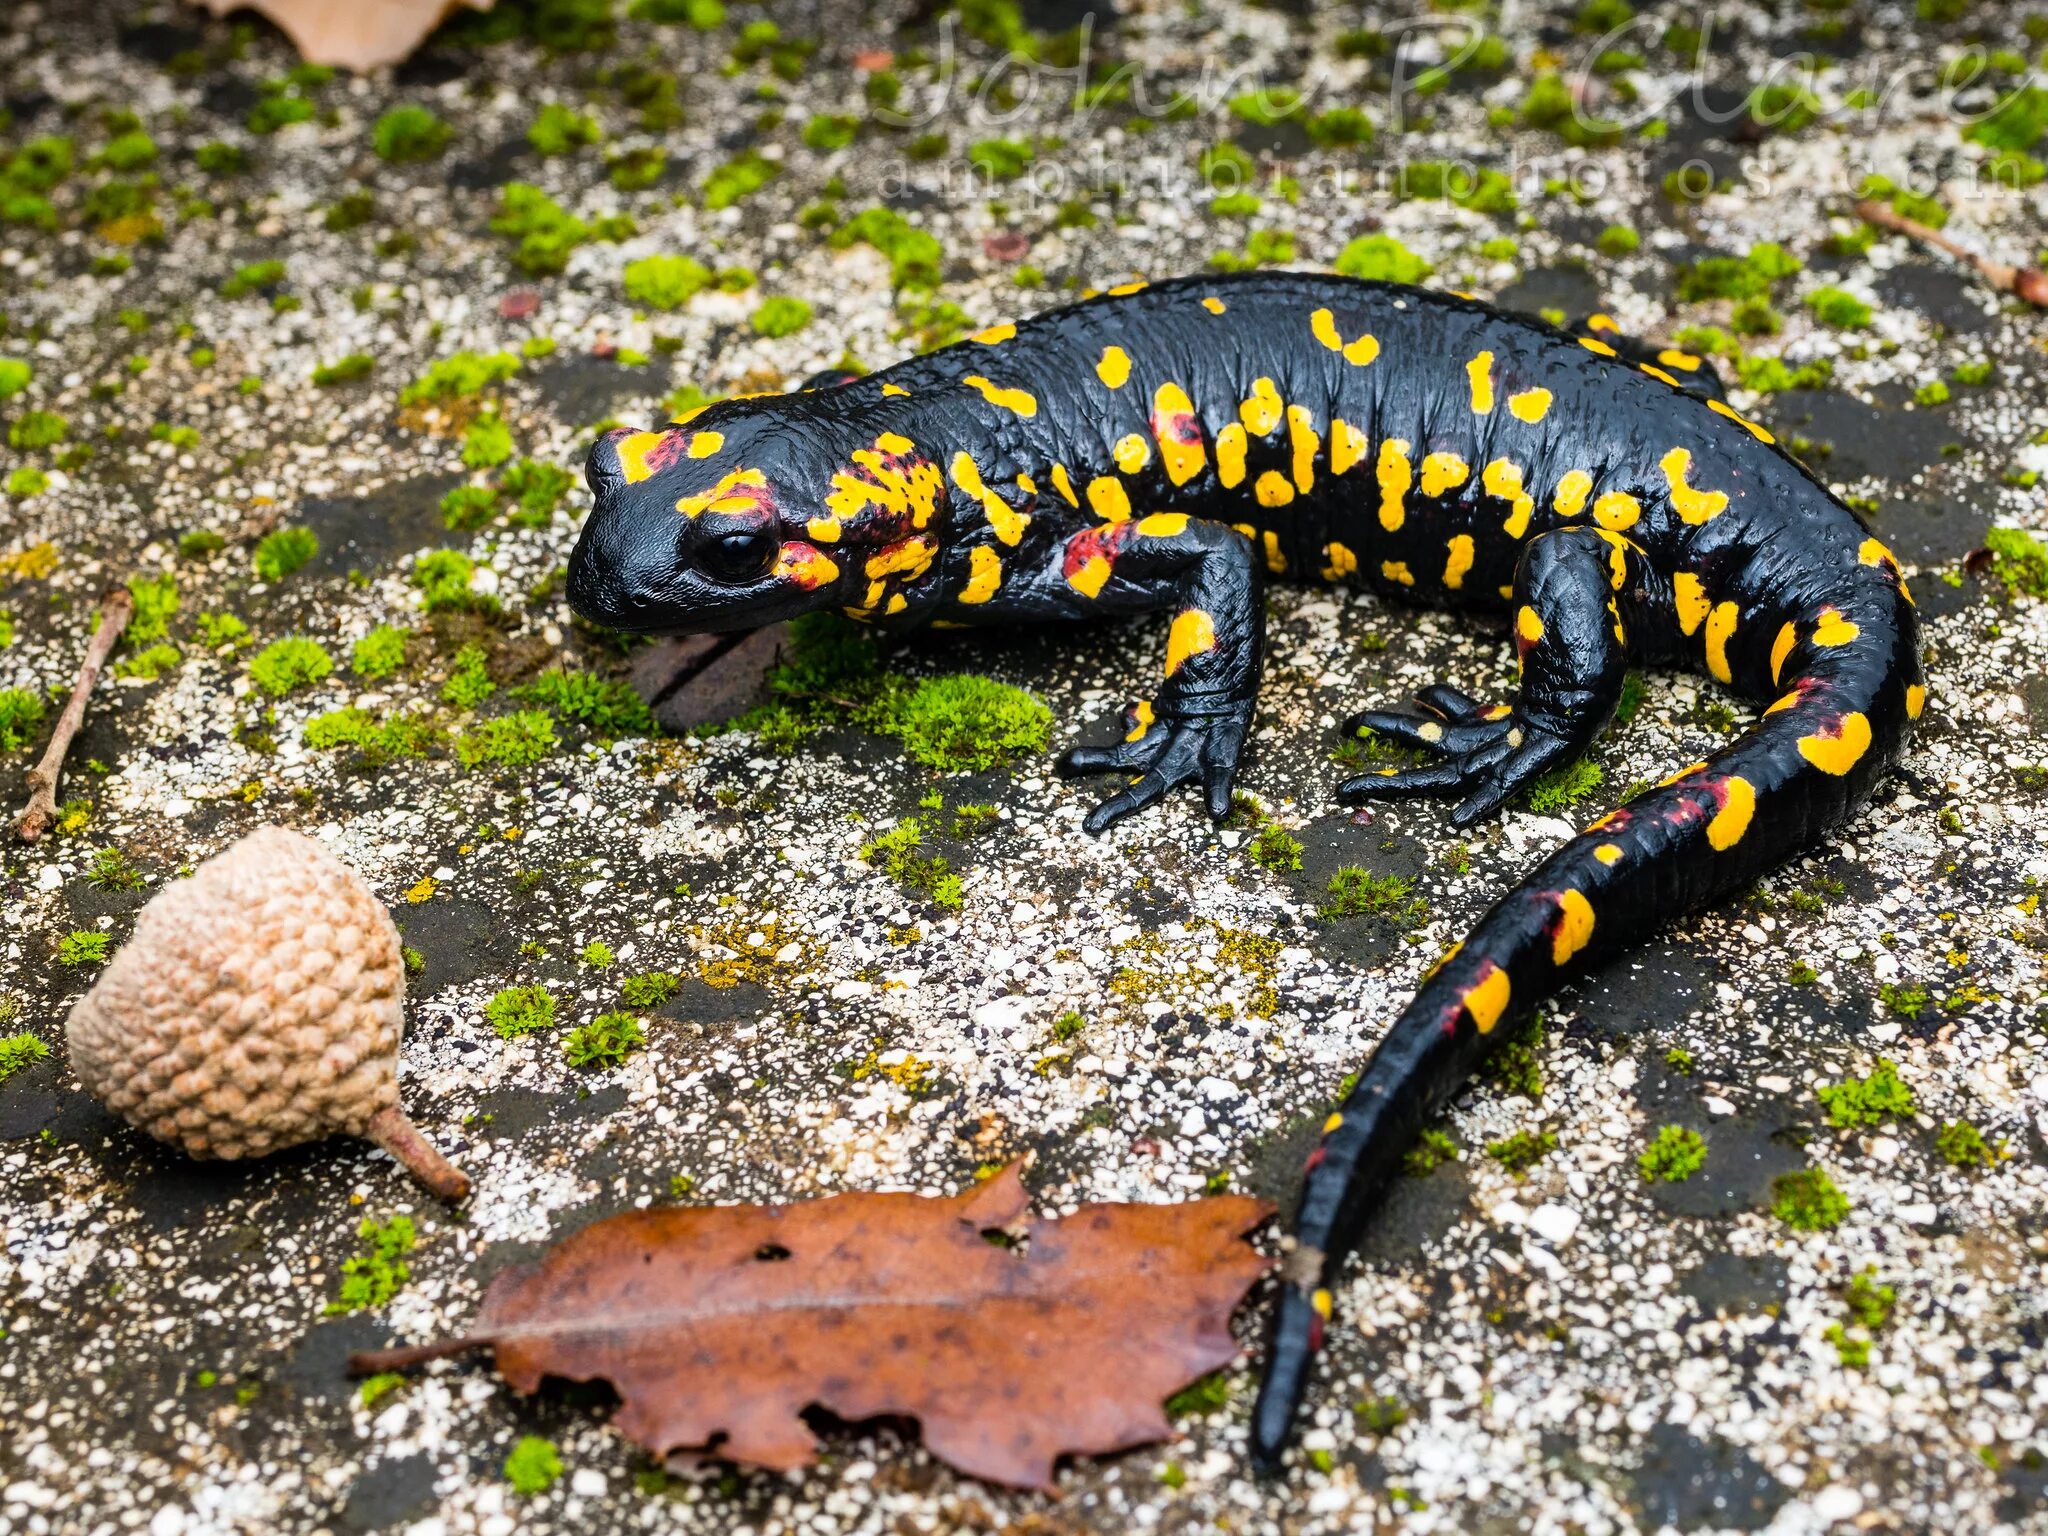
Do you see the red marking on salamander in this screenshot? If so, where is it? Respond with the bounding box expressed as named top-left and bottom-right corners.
top-left (1150, 401), bottom-right (1202, 447)
top-left (1061, 520), bottom-right (1139, 584)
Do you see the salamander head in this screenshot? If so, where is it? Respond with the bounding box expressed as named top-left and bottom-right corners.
top-left (566, 409), bottom-right (856, 634)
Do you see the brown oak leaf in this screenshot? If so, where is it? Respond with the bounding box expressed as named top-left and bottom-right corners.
top-left (350, 1167), bottom-right (1272, 1489)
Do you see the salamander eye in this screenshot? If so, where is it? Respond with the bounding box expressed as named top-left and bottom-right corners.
top-left (698, 529), bottom-right (779, 584)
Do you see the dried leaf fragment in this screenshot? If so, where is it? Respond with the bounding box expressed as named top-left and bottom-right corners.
top-left (186, 0), bottom-right (495, 72)
top-left (351, 1167), bottom-right (1271, 1488)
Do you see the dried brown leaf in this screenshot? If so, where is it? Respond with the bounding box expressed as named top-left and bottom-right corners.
top-left (187, 0), bottom-right (494, 72)
top-left (352, 1167), bottom-right (1271, 1488)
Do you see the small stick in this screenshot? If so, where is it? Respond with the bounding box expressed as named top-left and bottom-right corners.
top-left (366, 1104), bottom-right (472, 1202)
top-left (17, 587), bottom-right (134, 841)
top-left (1854, 199), bottom-right (2048, 307)
top-left (347, 1336), bottom-right (489, 1375)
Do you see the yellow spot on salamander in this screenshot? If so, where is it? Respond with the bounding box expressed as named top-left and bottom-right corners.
top-left (1552, 889), bottom-right (1594, 965)
top-left (1661, 447), bottom-right (1729, 524)
top-left (1165, 609), bottom-right (1217, 677)
top-left (1484, 458), bottom-right (1537, 539)
top-left (1050, 463), bottom-right (1080, 507)
top-left (881, 382), bottom-right (910, 397)
top-left (1587, 313), bottom-right (1619, 333)
top-left (1580, 336), bottom-right (1618, 357)
top-left (1508, 387), bottom-right (1553, 423)
top-left (1096, 345), bottom-right (1131, 389)
top-left (949, 451), bottom-right (1031, 545)
top-left (1330, 417), bottom-right (1367, 476)
top-left (1382, 559), bottom-right (1414, 586)
top-left (1322, 1111), bottom-right (1344, 1134)
top-left (1255, 469), bottom-right (1295, 508)
top-left (1068, 554), bottom-right (1112, 599)
top-left (962, 374), bottom-right (1037, 417)
top-left (1323, 541), bottom-right (1358, 580)
top-left (1138, 513), bottom-right (1188, 537)
top-left (959, 545), bottom-right (1002, 604)
top-left (616, 431), bottom-right (666, 484)
top-left (1087, 476), bottom-right (1132, 522)
top-left (1640, 364), bottom-right (1682, 388)
top-left (971, 323), bottom-right (1016, 345)
top-left (1420, 452), bottom-right (1470, 498)
top-left (864, 535), bottom-right (937, 581)
top-left (687, 430), bottom-right (724, 459)
top-left (1859, 537), bottom-right (1898, 571)
top-left (1798, 712), bottom-right (1872, 776)
top-left (874, 431), bottom-right (914, 454)
top-left (1517, 605), bottom-right (1545, 645)
top-left (1015, 472), bottom-right (1036, 494)
top-left (1216, 421), bottom-right (1248, 488)
top-left (677, 466), bottom-right (768, 518)
top-left (1764, 692), bottom-right (1799, 716)
top-left (1311, 1288), bottom-right (1333, 1320)
top-left (1113, 433), bottom-right (1151, 473)
top-left (1376, 438), bottom-right (1412, 531)
top-left (1705, 600), bottom-right (1739, 684)
top-left (1153, 381), bottom-right (1207, 485)
top-left (1310, 308), bottom-right (1342, 351)
top-left (1464, 966), bottom-right (1511, 1033)
top-left (1708, 397), bottom-right (1775, 444)
top-left (1674, 572), bottom-right (1710, 635)
top-left (1659, 760), bottom-right (1708, 787)
top-left (1443, 535), bottom-right (1475, 590)
top-left (1592, 490), bottom-right (1641, 532)
top-left (1202, 296), bottom-right (1226, 314)
top-left (1554, 468), bottom-right (1594, 517)
top-left (1239, 376), bottom-right (1283, 436)
top-left (1593, 842), bottom-right (1623, 866)
top-left (1770, 621), bottom-right (1797, 684)
top-left (1811, 608), bottom-right (1860, 647)
top-left (1287, 403), bottom-right (1319, 492)
top-left (1126, 700), bottom-right (1155, 741)
top-left (1657, 349), bottom-right (1702, 372)
top-left (1467, 351), bottom-right (1496, 414)
top-left (1263, 531), bottom-right (1287, 574)
top-left (1905, 683), bottom-right (1925, 719)
top-left (886, 593), bottom-right (908, 615)
top-left (1707, 775), bottom-right (1755, 851)
top-left (1107, 280), bottom-right (1148, 296)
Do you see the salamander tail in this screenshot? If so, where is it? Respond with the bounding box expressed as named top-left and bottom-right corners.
top-left (1249, 615), bottom-right (1919, 1468)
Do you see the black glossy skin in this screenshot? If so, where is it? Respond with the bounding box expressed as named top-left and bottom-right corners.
top-left (566, 270), bottom-right (1922, 1468)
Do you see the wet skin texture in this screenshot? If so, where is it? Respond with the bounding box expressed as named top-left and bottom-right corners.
top-left (566, 270), bottom-right (1922, 1469)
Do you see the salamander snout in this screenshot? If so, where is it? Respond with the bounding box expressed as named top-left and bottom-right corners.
top-left (565, 484), bottom-right (687, 632)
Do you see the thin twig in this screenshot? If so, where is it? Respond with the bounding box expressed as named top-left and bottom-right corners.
top-left (17, 587), bottom-right (133, 842)
top-left (347, 1337), bottom-right (488, 1374)
top-left (1854, 199), bottom-right (2048, 307)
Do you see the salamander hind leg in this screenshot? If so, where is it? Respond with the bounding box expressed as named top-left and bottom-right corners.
top-left (1339, 525), bottom-right (1643, 825)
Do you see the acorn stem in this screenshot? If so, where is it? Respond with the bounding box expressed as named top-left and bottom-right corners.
top-left (367, 1105), bottom-right (471, 1201)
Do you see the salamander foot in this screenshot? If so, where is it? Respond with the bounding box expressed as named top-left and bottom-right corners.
top-left (1336, 685), bottom-right (1577, 825)
top-left (1057, 699), bottom-right (1250, 834)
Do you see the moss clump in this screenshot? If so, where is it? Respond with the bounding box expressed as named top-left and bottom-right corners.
top-left (1403, 1126), bottom-right (1459, 1176)
top-left (304, 709), bottom-right (439, 763)
top-left (1483, 1014), bottom-right (1546, 1099)
top-left (372, 105), bottom-right (451, 163)
top-left (411, 550), bottom-right (494, 614)
top-left (860, 819), bottom-right (962, 910)
top-left (220, 259), bottom-right (286, 298)
top-left (485, 985), bottom-right (556, 1039)
top-left (500, 459), bottom-right (575, 526)
top-left (701, 149), bottom-right (777, 210)
top-left (351, 625), bottom-right (409, 679)
top-left (1676, 242), bottom-right (1800, 302)
top-left (1522, 758), bottom-right (1603, 812)
top-left (620, 970), bottom-right (681, 1007)
top-left (1806, 286), bottom-right (1873, 329)
top-left (325, 1215), bottom-right (415, 1314)
top-left (882, 675), bottom-right (1051, 773)
top-left (489, 185), bottom-right (590, 277)
top-left (1164, 1371), bottom-right (1231, 1419)
top-left (504, 1436), bottom-right (563, 1496)
top-left (751, 296), bottom-right (813, 338)
top-left (1816, 1058), bottom-right (1915, 1128)
top-left (1637, 1125), bottom-right (1706, 1182)
top-left (1878, 981), bottom-right (1929, 1020)
top-left (123, 573), bottom-right (179, 642)
top-left (0, 357), bottom-right (32, 397)
top-left (112, 643), bottom-right (180, 681)
top-left (1249, 823), bottom-right (1303, 873)
top-left (519, 668), bottom-right (654, 738)
top-left (312, 354), bottom-right (374, 386)
top-left (0, 1033), bottom-right (50, 1084)
top-left (59, 931), bottom-right (111, 966)
top-left (400, 351), bottom-right (520, 407)
top-left (968, 137), bottom-right (1034, 179)
top-left (564, 1010), bottom-right (645, 1068)
top-left (9, 410), bottom-right (67, 450)
top-left (528, 102), bottom-right (601, 156)
top-left (1485, 1128), bottom-right (1557, 1175)
top-left (623, 254), bottom-right (714, 311)
top-left (827, 207), bottom-right (943, 291)
top-left (0, 688), bottom-right (45, 751)
top-left (441, 644), bottom-right (496, 709)
top-left (1595, 223), bottom-right (1640, 256)
top-left (454, 711), bottom-right (557, 770)
top-left (1985, 526), bottom-right (2048, 599)
top-left (1936, 1119), bottom-right (2000, 1168)
top-left (462, 412), bottom-right (514, 469)
top-left (248, 638), bottom-right (333, 696)
top-left (440, 484), bottom-right (499, 531)
top-left (1771, 1167), bottom-right (1850, 1230)
top-left (252, 525), bottom-right (317, 582)
top-left (1845, 1268), bottom-right (1895, 1330)
top-left (1319, 867), bottom-right (1427, 925)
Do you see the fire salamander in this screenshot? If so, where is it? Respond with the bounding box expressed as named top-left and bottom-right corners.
top-left (566, 270), bottom-right (1922, 1467)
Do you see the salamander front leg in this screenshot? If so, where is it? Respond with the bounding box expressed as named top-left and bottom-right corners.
top-left (1339, 526), bottom-right (1644, 824)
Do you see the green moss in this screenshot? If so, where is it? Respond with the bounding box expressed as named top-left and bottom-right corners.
top-left (1637, 1125), bottom-right (1706, 1182)
top-left (623, 254), bottom-right (713, 311)
top-left (1845, 1269), bottom-right (1895, 1330)
top-left (1249, 824), bottom-right (1303, 873)
top-left (440, 484), bottom-right (500, 531)
top-left (620, 971), bottom-right (681, 1007)
top-left (751, 296), bottom-right (813, 337)
top-left (454, 710), bottom-right (558, 770)
top-left (968, 137), bottom-right (1034, 179)
top-left (1595, 223), bottom-right (1640, 256)
top-left (0, 357), bottom-right (31, 397)
top-left (1936, 1119), bottom-right (1999, 1169)
top-left (8, 410), bottom-right (67, 451)
top-left (1483, 1014), bottom-right (1546, 1099)
top-left (252, 526), bottom-right (318, 582)
top-left (1164, 1371), bottom-right (1231, 1418)
top-left (1485, 1128), bottom-right (1557, 1175)
top-left (1392, 161), bottom-right (1517, 216)
top-left (486, 984), bottom-right (557, 1039)
top-left (528, 102), bottom-right (602, 156)
top-left (802, 113), bottom-right (859, 151)
top-left (462, 413), bottom-right (514, 469)
top-left (1985, 526), bottom-right (2048, 598)
top-left (248, 638), bottom-right (333, 696)
top-left (1318, 867), bottom-right (1427, 926)
top-left (1806, 286), bottom-right (1873, 329)
top-left (1816, 1057), bottom-right (1915, 1128)
top-left (6, 466), bottom-right (46, 497)
top-left (0, 1033), bottom-right (50, 1084)
top-left (1403, 1126), bottom-right (1459, 1176)
top-left (58, 931), bottom-right (110, 967)
top-left (1736, 354), bottom-right (1831, 393)
top-left (401, 351), bottom-right (520, 407)
top-left (0, 692), bottom-right (50, 753)
top-left (357, 1372), bottom-right (406, 1409)
top-left (325, 1215), bottom-right (415, 1314)
top-left (1333, 233), bottom-right (1433, 284)
top-left (500, 459), bottom-right (575, 526)
top-left (196, 612), bottom-right (247, 648)
top-left (220, 259), bottom-right (286, 299)
top-left (504, 1436), bottom-right (563, 1496)
top-left (345, 626), bottom-right (406, 680)
top-left (518, 668), bottom-right (653, 738)
top-left (112, 643), bottom-right (180, 681)
top-left (579, 940), bottom-right (615, 969)
top-left (441, 644), bottom-right (496, 709)
top-left (373, 105), bottom-right (451, 163)
top-left (1878, 981), bottom-right (1930, 1020)
top-left (411, 550), bottom-right (490, 614)
top-left (1772, 1167), bottom-right (1849, 1230)
top-left (827, 207), bottom-right (943, 291)
top-left (488, 184), bottom-right (590, 276)
top-left (247, 93), bottom-right (315, 135)
top-left (1522, 757), bottom-right (1603, 813)
top-left (564, 1010), bottom-right (645, 1067)
top-left (860, 819), bottom-right (962, 910)
top-left (702, 149), bottom-right (778, 209)
top-left (312, 354), bottom-right (374, 386)
top-left (1676, 243), bottom-right (1800, 302)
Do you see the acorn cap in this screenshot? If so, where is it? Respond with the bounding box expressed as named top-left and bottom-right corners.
top-left (66, 825), bottom-right (467, 1199)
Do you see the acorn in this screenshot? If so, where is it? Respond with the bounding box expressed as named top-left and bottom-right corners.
top-left (65, 826), bottom-right (468, 1199)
